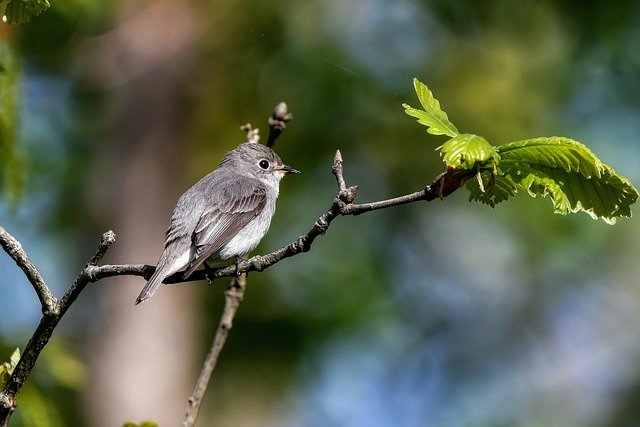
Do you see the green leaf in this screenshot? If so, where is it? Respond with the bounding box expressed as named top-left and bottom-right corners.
top-left (498, 137), bottom-right (603, 178)
top-left (439, 133), bottom-right (500, 169)
top-left (511, 164), bottom-right (636, 224)
top-left (466, 172), bottom-right (518, 207)
top-left (403, 78), bottom-right (459, 137)
top-left (401, 78), bottom-right (638, 223)
top-left (490, 137), bottom-right (639, 223)
top-left (2, 0), bottom-right (50, 24)
top-left (1, 347), bottom-right (20, 387)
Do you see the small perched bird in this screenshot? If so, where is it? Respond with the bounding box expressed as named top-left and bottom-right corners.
top-left (135, 142), bottom-right (299, 305)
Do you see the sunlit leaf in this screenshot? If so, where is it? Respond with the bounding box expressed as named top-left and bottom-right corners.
top-left (403, 78), bottom-right (459, 137)
top-left (498, 137), bottom-right (603, 178)
top-left (487, 137), bottom-right (639, 223)
top-left (509, 164), bottom-right (636, 224)
top-left (438, 133), bottom-right (500, 169)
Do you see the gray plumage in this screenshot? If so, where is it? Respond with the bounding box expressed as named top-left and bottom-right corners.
top-left (135, 143), bottom-right (298, 305)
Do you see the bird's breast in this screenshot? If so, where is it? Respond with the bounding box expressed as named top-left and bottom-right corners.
top-left (218, 198), bottom-right (277, 259)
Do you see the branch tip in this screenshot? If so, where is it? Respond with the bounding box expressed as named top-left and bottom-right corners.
top-left (89, 230), bottom-right (117, 266)
top-left (272, 102), bottom-right (291, 121)
top-left (0, 226), bottom-right (54, 310)
top-left (103, 230), bottom-right (116, 243)
top-left (331, 150), bottom-right (348, 192)
top-left (241, 124), bottom-right (261, 144)
top-left (333, 149), bottom-right (343, 165)
top-left (266, 102), bottom-right (292, 148)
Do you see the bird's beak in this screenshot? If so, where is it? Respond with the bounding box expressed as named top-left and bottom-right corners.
top-left (278, 164), bottom-right (300, 175)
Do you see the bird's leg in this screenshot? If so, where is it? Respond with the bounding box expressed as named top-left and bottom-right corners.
top-left (203, 261), bottom-right (215, 286)
top-left (235, 256), bottom-right (245, 277)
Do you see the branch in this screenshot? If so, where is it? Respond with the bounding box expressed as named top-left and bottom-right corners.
top-left (70, 167), bottom-right (472, 288)
top-left (176, 156), bottom-right (471, 425)
top-left (0, 231), bottom-right (117, 426)
top-left (0, 227), bottom-right (55, 313)
top-left (0, 102), bottom-right (473, 426)
top-left (183, 274), bottom-right (247, 427)
top-left (266, 102), bottom-right (292, 148)
top-left (58, 230), bottom-right (116, 315)
top-left (165, 164), bottom-right (472, 282)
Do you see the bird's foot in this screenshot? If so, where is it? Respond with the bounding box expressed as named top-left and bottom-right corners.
top-left (203, 261), bottom-right (215, 286)
top-left (235, 256), bottom-right (246, 277)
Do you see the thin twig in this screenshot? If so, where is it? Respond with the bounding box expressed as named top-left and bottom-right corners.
top-left (59, 231), bottom-right (116, 314)
top-left (332, 150), bottom-right (348, 192)
top-left (167, 165), bottom-right (471, 282)
top-left (0, 227), bottom-right (56, 314)
top-left (183, 274), bottom-right (247, 427)
top-left (77, 167), bottom-right (472, 287)
top-left (266, 102), bottom-right (292, 148)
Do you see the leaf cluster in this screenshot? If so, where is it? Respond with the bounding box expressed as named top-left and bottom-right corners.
top-left (404, 78), bottom-right (638, 223)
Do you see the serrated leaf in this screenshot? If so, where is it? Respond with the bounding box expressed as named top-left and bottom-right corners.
top-left (466, 172), bottom-right (518, 207)
top-left (493, 137), bottom-right (638, 223)
top-left (498, 137), bottom-right (603, 178)
top-left (438, 133), bottom-right (500, 169)
top-left (403, 78), bottom-right (459, 137)
top-left (2, 0), bottom-right (50, 24)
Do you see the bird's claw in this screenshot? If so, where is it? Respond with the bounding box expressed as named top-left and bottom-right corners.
top-left (203, 261), bottom-right (215, 286)
top-left (235, 256), bottom-right (245, 277)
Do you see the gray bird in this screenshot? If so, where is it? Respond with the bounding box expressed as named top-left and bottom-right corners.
top-left (135, 142), bottom-right (299, 305)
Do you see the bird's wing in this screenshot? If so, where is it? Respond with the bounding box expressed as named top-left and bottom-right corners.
top-left (182, 176), bottom-right (267, 277)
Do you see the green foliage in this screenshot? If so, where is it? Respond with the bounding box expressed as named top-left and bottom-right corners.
top-left (439, 133), bottom-right (499, 169)
top-left (0, 42), bottom-right (24, 205)
top-left (403, 78), bottom-right (459, 137)
top-left (404, 78), bottom-right (639, 223)
top-left (466, 173), bottom-right (519, 207)
top-left (1, 0), bottom-right (50, 24)
top-left (0, 347), bottom-right (20, 386)
top-left (497, 138), bottom-right (637, 223)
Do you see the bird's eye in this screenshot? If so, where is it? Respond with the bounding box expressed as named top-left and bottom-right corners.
top-left (258, 159), bottom-right (270, 170)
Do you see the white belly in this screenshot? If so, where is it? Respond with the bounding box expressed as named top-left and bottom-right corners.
top-left (218, 198), bottom-right (276, 260)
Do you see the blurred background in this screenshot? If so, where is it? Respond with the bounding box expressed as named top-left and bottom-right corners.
top-left (1, 0), bottom-right (640, 425)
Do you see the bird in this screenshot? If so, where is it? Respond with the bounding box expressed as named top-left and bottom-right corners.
top-left (135, 142), bottom-right (299, 305)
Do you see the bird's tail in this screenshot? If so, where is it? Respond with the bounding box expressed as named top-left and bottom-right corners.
top-left (134, 267), bottom-right (166, 305)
